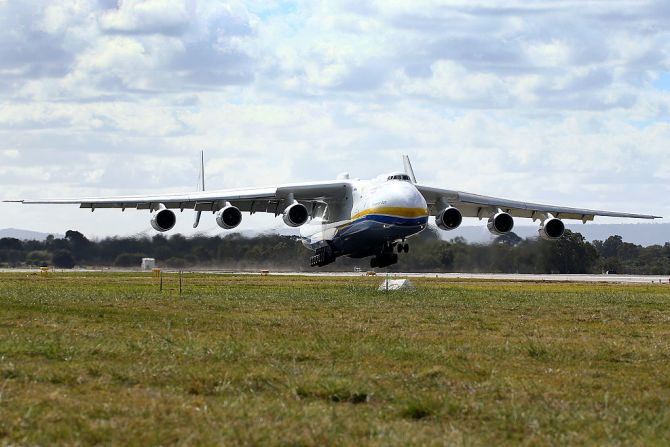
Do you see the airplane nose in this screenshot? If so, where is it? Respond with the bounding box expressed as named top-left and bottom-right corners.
top-left (376, 181), bottom-right (428, 212)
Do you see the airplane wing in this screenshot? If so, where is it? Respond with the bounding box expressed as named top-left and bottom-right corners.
top-left (6, 181), bottom-right (350, 215)
top-left (416, 185), bottom-right (661, 222)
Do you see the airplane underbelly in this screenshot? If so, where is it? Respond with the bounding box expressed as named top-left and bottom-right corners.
top-left (300, 214), bottom-right (427, 257)
top-left (335, 216), bottom-right (426, 257)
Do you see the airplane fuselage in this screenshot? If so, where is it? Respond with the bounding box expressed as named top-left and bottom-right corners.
top-left (300, 174), bottom-right (428, 261)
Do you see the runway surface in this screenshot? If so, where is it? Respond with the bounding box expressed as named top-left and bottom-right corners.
top-left (263, 272), bottom-right (670, 284)
top-left (2, 268), bottom-right (668, 284)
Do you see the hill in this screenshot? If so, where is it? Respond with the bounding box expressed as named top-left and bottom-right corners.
top-left (0, 228), bottom-right (63, 241)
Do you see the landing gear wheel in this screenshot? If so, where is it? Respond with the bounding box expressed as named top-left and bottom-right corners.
top-left (403, 243), bottom-right (409, 253)
top-left (397, 244), bottom-right (403, 254)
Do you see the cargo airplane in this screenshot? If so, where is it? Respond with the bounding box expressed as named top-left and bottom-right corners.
top-left (5, 155), bottom-right (661, 268)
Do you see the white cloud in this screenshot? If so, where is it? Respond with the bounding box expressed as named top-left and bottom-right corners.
top-left (1, 0), bottom-right (669, 237)
top-left (524, 40), bottom-right (571, 67)
top-left (391, 60), bottom-right (511, 105)
top-left (1, 149), bottom-right (19, 159)
top-left (99, 0), bottom-right (190, 35)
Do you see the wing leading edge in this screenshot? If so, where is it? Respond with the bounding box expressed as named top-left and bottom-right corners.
top-left (6, 181), bottom-right (350, 215)
top-left (416, 185), bottom-right (661, 222)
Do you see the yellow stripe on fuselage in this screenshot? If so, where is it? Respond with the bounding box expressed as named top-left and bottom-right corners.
top-left (351, 207), bottom-right (429, 220)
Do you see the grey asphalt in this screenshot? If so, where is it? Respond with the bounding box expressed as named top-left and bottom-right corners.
top-left (2, 268), bottom-right (668, 284)
top-left (266, 272), bottom-right (670, 284)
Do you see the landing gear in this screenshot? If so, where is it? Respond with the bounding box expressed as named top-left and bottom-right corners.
top-left (310, 245), bottom-right (336, 267)
top-left (370, 242), bottom-right (404, 268)
top-left (371, 241), bottom-right (404, 268)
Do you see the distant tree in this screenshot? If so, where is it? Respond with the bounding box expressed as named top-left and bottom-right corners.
top-left (592, 239), bottom-right (604, 255)
top-left (65, 230), bottom-right (88, 243)
top-left (26, 250), bottom-right (51, 267)
top-left (439, 246), bottom-right (455, 270)
top-left (599, 257), bottom-right (621, 274)
top-left (192, 245), bottom-right (213, 264)
top-left (53, 249), bottom-right (76, 269)
top-left (10, 227), bottom-right (667, 274)
top-left (152, 234), bottom-right (169, 246)
top-left (617, 241), bottom-right (640, 261)
top-left (490, 244), bottom-right (517, 272)
top-left (164, 257), bottom-right (188, 268)
top-left (539, 230), bottom-right (598, 274)
top-left (65, 229), bottom-right (93, 261)
top-left (494, 232), bottom-right (523, 246)
top-left (113, 253), bottom-right (145, 267)
top-left (0, 249), bottom-right (24, 266)
top-left (0, 238), bottom-right (22, 250)
top-left (600, 235), bottom-right (624, 258)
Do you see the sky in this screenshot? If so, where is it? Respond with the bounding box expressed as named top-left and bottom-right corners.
top-left (1, 0), bottom-right (669, 238)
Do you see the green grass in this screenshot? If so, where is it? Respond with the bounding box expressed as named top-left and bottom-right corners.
top-left (0, 272), bottom-right (669, 446)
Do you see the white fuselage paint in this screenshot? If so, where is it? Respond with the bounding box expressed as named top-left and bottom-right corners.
top-left (299, 174), bottom-right (429, 257)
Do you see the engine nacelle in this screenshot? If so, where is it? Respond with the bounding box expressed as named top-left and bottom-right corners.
top-left (487, 212), bottom-right (514, 235)
top-left (282, 202), bottom-right (309, 227)
top-left (539, 218), bottom-right (565, 240)
top-left (151, 207), bottom-right (176, 232)
top-left (216, 205), bottom-right (243, 229)
top-left (436, 207), bottom-right (463, 231)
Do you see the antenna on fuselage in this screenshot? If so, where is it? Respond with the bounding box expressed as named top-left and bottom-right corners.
top-left (193, 150), bottom-right (205, 228)
top-left (402, 154), bottom-right (417, 183)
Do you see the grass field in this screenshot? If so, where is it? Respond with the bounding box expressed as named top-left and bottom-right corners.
top-left (0, 272), bottom-right (669, 446)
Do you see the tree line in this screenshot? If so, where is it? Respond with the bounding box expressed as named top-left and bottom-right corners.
top-left (0, 229), bottom-right (669, 274)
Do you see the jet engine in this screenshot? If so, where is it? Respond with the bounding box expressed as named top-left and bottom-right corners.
top-left (283, 202), bottom-right (309, 227)
top-left (151, 206), bottom-right (176, 232)
top-left (216, 205), bottom-right (243, 229)
top-left (436, 207), bottom-right (463, 231)
top-left (538, 218), bottom-right (565, 240)
top-left (487, 212), bottom-right (514, 235)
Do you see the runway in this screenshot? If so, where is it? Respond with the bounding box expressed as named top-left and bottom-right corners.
top-left (264, 272), bottom-right (670, 284)
top-left (2, 268), bottom-right (668, 284)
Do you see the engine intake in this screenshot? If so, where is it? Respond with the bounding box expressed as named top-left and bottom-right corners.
top-left (436, 207), bottom-right (463, 231)
top-left (283, 202), bottom-right (309, 227)
top-left (216, 205), bottom-right (243, 229)
top-left (539, 218), bottom-right (565, 240)
top-left (487, 212), bottom-right (514, 235)
top-left (151, 207), bottom-right (176, 232)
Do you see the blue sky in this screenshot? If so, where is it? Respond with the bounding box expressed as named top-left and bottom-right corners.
top-left (0, 0), bottom-right (669, 238)
top-left (653, 72), bottom-right (670, 91)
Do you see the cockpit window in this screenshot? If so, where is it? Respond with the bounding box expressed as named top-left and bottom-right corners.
top-left (388, 174), bottom-right (411, 181)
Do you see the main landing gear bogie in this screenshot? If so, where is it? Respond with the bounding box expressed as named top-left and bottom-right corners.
top-left (310, 245), bottom-right (337, 267)
top-left (371, 241), bottom-right (408, 268)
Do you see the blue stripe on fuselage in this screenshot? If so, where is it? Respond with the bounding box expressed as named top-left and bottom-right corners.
top-left (355, 214), bottom-right (429, 227)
